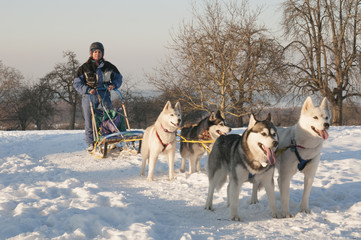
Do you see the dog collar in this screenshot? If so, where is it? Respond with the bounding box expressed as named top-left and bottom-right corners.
top-left (161, 124), bottom-right (176, 133)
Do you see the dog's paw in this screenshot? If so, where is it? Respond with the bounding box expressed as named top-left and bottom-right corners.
top-left (300, 208), bottom-right (311, 214)
top-left (204, 205), bottom-right (214, 211)
top-left (281, 212), bottom-right (294, 218)
top-left (146, 177), bottom-right (154, 181)
top-left (250, 200), bottom-right (259, 205)
top-left (231, 215), bottom-right (243, 221)
top-left (271, 211), bottom-right (281, 218)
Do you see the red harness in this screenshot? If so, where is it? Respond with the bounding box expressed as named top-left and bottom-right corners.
top-left (156, 124), bottom-right (176, 152)
top-left (156, 130), bottom-right (169, 152)
top-left (199, 130), bottom-right (211, 140)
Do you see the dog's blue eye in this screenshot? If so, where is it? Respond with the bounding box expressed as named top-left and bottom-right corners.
top-left (313, 116), bottom-right (318, 119)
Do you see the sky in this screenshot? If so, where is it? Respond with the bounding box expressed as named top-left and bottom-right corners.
top-left (0, 0), bottom-right (283, 90)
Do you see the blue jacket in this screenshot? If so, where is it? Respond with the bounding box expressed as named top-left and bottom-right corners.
top-left (74, 58), bottom-right (122, 96)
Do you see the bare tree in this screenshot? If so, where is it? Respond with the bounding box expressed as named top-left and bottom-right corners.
top-left (282, 0), bottom-right (361, 125)
top-left (41, 51), bottom-right (80, 129)
top-left (147, 0), bottom-right (286, 126)
top-left (0, 61), bottom-right (25, 129)
top-left (30, 82), bottom-right (55, 130)
top-left (16, 87), bottom-right (36, 130)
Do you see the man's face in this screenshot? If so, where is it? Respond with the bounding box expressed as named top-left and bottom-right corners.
top-left (91, 49), bottom-right (103, 61)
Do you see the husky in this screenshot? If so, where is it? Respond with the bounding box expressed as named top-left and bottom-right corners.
top-left (141, 101), bottom-right (182, 181)
top-left (180, 110), bottom-right (231, 174)
top-left (205, 114), bottom-right (279, 221)
top-left (275, 97), bottom-right (330, 218)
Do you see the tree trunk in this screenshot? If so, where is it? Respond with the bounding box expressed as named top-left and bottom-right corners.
top-left (237, 116), bottom-right (244, 128)
top-left (330, 97), bottom-right (343, 126)
top-left (69, 102), bottom-right (77, 130)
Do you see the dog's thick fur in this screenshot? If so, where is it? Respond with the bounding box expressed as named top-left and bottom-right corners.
top-left (180, 110), bottom-right (231, 174)
top-left (205, 114), bottom-right (279, 221)
top-left (276, 97), bottom-right (330, 217)
top-left (141, 101), bottom-right (182, 181)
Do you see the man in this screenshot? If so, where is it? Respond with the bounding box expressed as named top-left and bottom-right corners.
top-left (74, 42), bottom-right (123, 152)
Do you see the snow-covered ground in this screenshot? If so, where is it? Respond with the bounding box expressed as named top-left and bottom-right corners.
top-left (0, 126), bottom-right (360, 239)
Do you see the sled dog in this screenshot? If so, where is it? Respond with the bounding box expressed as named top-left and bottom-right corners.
top-left (205, 114), bottom-right (279, 221)
top-left (276, 97), bottom-right (330, 217)
top-left (141, 101), bottom-right (182, 181)
top-left (180, 110), bottom-right (231, 174)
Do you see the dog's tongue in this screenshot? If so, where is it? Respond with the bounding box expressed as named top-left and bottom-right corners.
top-left (262, 145), bottom-right (276, 165)
top-left (317, 129), bottom-right (329, 140)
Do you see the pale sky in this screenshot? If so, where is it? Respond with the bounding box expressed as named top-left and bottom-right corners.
top-left (0, 0), bottom-right (282, 90)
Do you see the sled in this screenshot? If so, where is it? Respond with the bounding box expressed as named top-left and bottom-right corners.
top-left (90, 88), bottom-right (143, 158)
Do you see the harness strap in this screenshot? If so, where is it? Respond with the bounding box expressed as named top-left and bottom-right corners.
top-left (199, 130), bottom-right (211, 140)
top-left (276, 139), bottom-right (312, 171)
top-left (178, 133), bottom-right (215, 154)
top-left (290, 139), bottom-right (312, 171)
top-left (156, 130), bottom-right (169, 152)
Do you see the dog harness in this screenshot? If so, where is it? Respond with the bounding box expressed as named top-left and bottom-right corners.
top-left (276, 139), bottom-right (312, 171)
top-left (290, 139), bottom-right (313, 171)
top-left (156, 131), bottom-right (169, 152)
top-left (156, 124), bottom-right (177, 152)
top-left (248, 173), bottom-right (255, 179)
top-left (198, 130), bottom-right (211, 140)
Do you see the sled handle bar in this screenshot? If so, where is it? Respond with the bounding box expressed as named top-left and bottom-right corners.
top-left (92, 87), bottom-right (131, 130)
top-left (91, 86), bottom-right (124, 100)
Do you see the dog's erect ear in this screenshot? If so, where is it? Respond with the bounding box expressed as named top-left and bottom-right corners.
top-left (301, 96), bottom-right (314, 114)
top-left (163, 101), bottom-right (172, 111)
top-left (320, 97), bottom-right (329, 110)
top-left (216, 110), bottom-right (225, 120)
top-left (248, 114), bottom-right (256, 128)
top-left (174, 101), bottom-right (181, 113)
top-left (266, 113), bottom-right (271, 122)
top-left (209, 112), bottom-right (216, 121)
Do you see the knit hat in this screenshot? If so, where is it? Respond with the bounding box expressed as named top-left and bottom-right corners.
top-left (90, 42), bottom-right (104, 55)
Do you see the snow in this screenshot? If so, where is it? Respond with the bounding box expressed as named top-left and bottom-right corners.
top-left (0, 126), bottom-right (360, 239)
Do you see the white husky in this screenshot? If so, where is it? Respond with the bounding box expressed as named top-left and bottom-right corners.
top-left (141, 101), bottom-right (182, 181)
top-left (277, 97), bottom-right (330, 217)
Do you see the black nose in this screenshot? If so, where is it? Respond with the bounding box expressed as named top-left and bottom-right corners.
top-left (273, 141), bottom-right (278, 148)
top-left (324, 123), bottom-right (330, 129)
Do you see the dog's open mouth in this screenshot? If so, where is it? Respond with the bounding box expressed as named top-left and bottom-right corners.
top-left (216, 130), bottom-right (227, 136)
top-left (258, 143), bottom-right (276, 165)
top-left (311, 126), bottom-right (328, 140)
top-left (170, 121), bottom-right (179, 127)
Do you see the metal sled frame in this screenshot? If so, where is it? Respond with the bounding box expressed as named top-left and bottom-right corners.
top-left (90, 88), bottom-right (143, 158)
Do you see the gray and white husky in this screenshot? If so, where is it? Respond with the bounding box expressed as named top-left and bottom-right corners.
top-left (276, 97), bottom-right (330, 217)
top-left (180, 110), bottom-right (231, 174)
top-left (141, 101), bottom-right (182, 181)
top-left (205, 114), bottom-right (279, 221)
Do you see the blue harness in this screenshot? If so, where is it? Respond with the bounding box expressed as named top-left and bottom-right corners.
top-left (290, 139), bottom-right (312, 171)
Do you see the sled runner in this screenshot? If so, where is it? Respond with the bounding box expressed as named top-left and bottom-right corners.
top-left (90, 88), bottom-right (143, 158)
